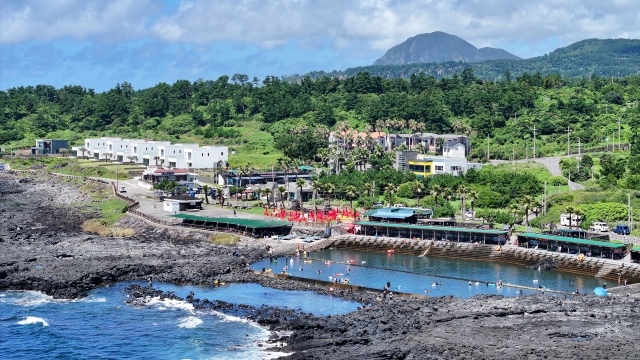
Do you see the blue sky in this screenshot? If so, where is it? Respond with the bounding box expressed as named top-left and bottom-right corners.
top-left (1, 0), bottom-right (639, 92)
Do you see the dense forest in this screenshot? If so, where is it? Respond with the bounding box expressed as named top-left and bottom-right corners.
top-left (2, 68), bottom-right (639, 163)
top-left (292, 38), bottom-right (640, 81)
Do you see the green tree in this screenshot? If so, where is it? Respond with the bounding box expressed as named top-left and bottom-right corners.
top-left (344, 185), bottom-right (358, 209)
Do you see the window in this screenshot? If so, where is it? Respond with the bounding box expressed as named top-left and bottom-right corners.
top-left (207, 153), bottom-right (210, 156)
top-left (435, 165), bottom-right (444, 171)
top-left (409, 164), bottom-right (424, 172)
top-left (134, 147), bottom-right (137, 152)
top-left (201, 153), bottom-right (204, 156)
top-left (179, 150), bottom-right (181, 153)
top-left (151, 147), bottom-right (153, 150)
top-left (221, 152), bottom-right (224, 156)
top-left (173, 150), bottom-right (175, 153)
top-left (145, 147), bottom-right (147, 150)
top-left (451, 166), bottom-right (463, 171)
top-left (161, 150), bottom-right (164, 156)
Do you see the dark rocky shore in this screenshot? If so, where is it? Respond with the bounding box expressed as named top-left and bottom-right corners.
top-left (3, 171), bottom-right (640, 359)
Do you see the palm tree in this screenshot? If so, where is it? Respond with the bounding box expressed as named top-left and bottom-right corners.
top-left (565, 206), bottom-right (576, 229)
top-left (357, 182), bottom-right (372, 199)
top-left (311, 181), bottom-right (324, 212)
top-left (263, 188), bottom-right (272, 208)
top-left (442, 187), bottom-right (454, 205)
top-left (452, 120), bottom-right (464, 135)
top-left (59, 148), bottom-right (68, 157)
top-left (335, 121), bottom-right (350, 150)
top-left (153, 156), bottom-right (161, 167)
top-left (411, 180), bottom-right (425, 208)
top-left (78, 147), bottom-right (87, 159)
top-left (416, 142), bottom-right (426, 154)
top-left (430, 184), bottom-right (443, 209)
top-left (127, 156), bottom-right (136, 164)
top-left (384, 183), bottom-right (397, 207)
top-left (408, 119), bottom-right (418, 149)
top-left (296, 178), bottom-right (306, 203)
top-left (344, 185), bottom-right (358, 210)
top-left (457, 184), bottom-right (468, 217)
top-left (314, 124), bottom-right (330, 139)
top-left (105, 152), bottom-right (113, 162)
top-left (202, 184), bottom-right (210, 204)
top-left (521, 195), bottom-right (540, 227)
top-left (436, 138), bottom-right (445, 154)
top-left (467, 189), bottom-right (479, 212)
top-left (508, 203), bottom-right (520, 226)
top-left (325, 183), bottom-right (335, 207)
top-left (277, 185), bottom-right (286, 208)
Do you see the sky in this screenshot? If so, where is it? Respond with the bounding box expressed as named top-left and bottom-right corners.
top-left (1, 0), bottom-right (639, 92)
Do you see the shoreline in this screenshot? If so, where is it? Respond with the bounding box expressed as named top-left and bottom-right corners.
top-left (4, 170), bottom-right (640, 359)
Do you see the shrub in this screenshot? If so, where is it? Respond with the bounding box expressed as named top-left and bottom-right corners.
top-left (209, 233), bottom-right (240, 244)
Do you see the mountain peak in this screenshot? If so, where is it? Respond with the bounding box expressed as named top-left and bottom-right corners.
top-left (373, 32), bottom-right (520, 65)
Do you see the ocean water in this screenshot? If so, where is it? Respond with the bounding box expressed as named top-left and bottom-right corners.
top-left (250, 248), bottom-right (611, 297)
top-left (0, 282), bottom-right (360, 359)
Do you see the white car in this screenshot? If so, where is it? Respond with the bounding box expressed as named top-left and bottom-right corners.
top-left (590, 222), bottom-right (609, 232)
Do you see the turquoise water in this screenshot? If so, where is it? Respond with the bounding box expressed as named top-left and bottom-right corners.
top-left (250, 249), bottom-right (610, 297)
top-left (0, 282), bottom-right (359, 359)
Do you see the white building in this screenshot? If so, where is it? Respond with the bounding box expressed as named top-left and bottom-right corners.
top-left (106, 139), bottom-right (144, 162)
top-left (442, 141), bottom-right (466, 158)
top-left (185, 146), bottom-right (228, 169)
top-left (407, 154), bottom-right (480, 177)
top-left (158, 144), bottom-right (199, 168)
top-left (75, 137), bottom-right (121, 159)
top-left (131, 140), bottom-right (171, 166)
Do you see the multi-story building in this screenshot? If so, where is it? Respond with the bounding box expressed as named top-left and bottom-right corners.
top-left (77, 137), bottom-right (121, 159)
top-left (185, 146), bottom-right (228, 169)
top-left (405, 153), bottom-right (482, 178)
top-left (158, 144), bottom-right (199, 168)
top-left (31, 139), bottom-right (68, 155)
top-left (131, 140), bottom-right (171, 166)
top-left (106, 139), bottom-right (144, 162)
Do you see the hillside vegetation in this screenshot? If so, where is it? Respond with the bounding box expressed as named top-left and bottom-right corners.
top-left (296, 39), bottom-right (640, 81)
top-left (2, 69), bottom-right (639, 168)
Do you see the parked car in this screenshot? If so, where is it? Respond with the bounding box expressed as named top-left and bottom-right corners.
top-left (612, 224), bottom-right (631, 235)
top-left (589, 222), bottom-right (609, 232)
top-left (392, 203), bottom-right (406, 208)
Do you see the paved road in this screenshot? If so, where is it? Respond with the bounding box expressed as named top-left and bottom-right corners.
top-left (491, 155), bottom-right (585, 191)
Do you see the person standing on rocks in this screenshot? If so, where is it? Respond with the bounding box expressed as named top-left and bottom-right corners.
top-left (148, 276), bottom-right (153, 288)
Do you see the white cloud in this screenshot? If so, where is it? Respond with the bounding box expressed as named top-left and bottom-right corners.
top-left (0, 0), bottom-right (157, 44)
top-left (2, 0), bottom-right (639, 58)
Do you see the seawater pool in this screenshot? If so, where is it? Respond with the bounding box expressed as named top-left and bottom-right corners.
top-left (250, 248), bottom-right (611, 297)
top-left (0, 281), bottom-right (359, 359)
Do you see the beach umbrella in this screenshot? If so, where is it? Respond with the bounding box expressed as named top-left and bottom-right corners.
top-left (594, 287), bottom-right (608, 296)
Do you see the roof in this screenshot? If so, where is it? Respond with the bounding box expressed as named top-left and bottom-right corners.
top-left (355, 221), bottom-right (508, 235)
top-left (165, 195), bottom-right (202, 202)
top-left (364, 208), bottom-right (432, 218)
top-left (172, 214), bottom-right (293, 229)
top-left (153, 168), bottom-right (189, 174)
top-left (518, 232), bottom-right (626, 249)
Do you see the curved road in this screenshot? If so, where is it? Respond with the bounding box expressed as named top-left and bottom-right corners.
top-left (491, 156), bottom-right (585, 191)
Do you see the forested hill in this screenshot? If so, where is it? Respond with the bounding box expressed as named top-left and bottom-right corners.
top-left (2, 69), bottom-right (640, 169)
top-left (373, 31), bottom-right (520, 65)
top-left (291, 38), bottom-right (640, 81)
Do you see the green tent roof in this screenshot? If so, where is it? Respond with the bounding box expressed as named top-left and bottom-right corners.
top-left (172, 214), bottom-right (292, 229)
top-left (355, 221), bottom-right (508, 235)
top-left (518, 232), bottom-right (626, 249)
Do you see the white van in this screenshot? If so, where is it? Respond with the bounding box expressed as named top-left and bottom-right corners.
top-left (393, 204), bottom-right (406, 208)
top-left (590, 222), bottom-right (609, 232)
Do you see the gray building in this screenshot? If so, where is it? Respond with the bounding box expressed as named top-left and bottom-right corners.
top-left (31, 140), bottom-right (69, 155)
top-left (394, 151), bottom-right (418, 172)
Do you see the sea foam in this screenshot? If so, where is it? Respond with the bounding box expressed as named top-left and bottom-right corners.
top-left (17, 316), bottom-right (49, 327)
top-left (177, 316), bottom-right (203, 329)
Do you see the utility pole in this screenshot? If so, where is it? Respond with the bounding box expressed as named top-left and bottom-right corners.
top-left (526, 140), bottom-right (529, 161)
top-left (487, 136), bottom-right (490, 160)
top-left (543, 181), bottom-right (547, 216)
top-left (512, 144), bottom-right (515, 164)
top-left (629, 194), bottom-right (632, 229)
top-left (566, 126), bottom-right (572, 155)
top-left (116, 162), bottom-right (119, 193)
top-left (532, 124), bottom-right (537, 159)
top-left (618, 118), bottom-right (621, 151)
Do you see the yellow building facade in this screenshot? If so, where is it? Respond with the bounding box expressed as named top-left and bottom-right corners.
top-left (408, 160), bottom-right (433, 177)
